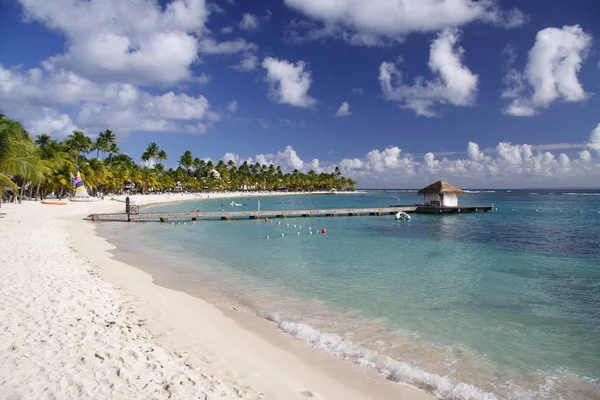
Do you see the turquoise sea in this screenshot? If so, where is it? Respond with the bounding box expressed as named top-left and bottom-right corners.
top-left (98, 190), bottom-right (600, 399)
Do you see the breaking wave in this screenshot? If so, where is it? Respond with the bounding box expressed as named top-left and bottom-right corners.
top-left (278, 320), bottom-right (498, 400)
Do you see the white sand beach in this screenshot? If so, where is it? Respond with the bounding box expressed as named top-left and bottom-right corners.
top-left (0, 194), bottom-right (432, 400)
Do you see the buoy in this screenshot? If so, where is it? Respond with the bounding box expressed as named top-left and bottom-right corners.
top-left (579, 211), bottom-right (583, 213)
top-left (184, 222), bottom-right (187, 225)
top-left (299, 226), bottom-right (302, 229)
top-left (266, 235), bottom-right (270, 239)
top-left (297, 232), bottom-right (300, 235)
top-left (281, 233), bottom-right (285, 237)
top-left (178, 222), bottom-right (181, 225)
top-left (321, 227), bottom-right (327, 234)
top-left (278, 221), bottom-right (281, 225)
top-left (293, 224), bottom-right (297, 228)
top-left (286, 224), bottom-right (289, 227)
top-left (310, 231), bottom-right (313, 235)
top-left (309, 227), bottom-right (312, 230)
top-left (559, 210), bottom-right (562, 212)
top-left (265, 217), bottom-right (269, 223)
top-left (512, 209), bottom-right (515, 211)
top-left (535, 209), bottom-right (538, 212)
top-left (172, 222), bottom-right (175, 225)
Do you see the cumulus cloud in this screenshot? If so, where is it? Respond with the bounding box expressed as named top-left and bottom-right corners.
top-left (239, 13), bottom-right (259, 30)
top-left (227, 100), bottom-right (238, 113)
top-left (588, 123), bottom-right (600, 155)
top-left (284, 0), bottom-right (526, 45)
top-left (17, 0), bottom-right (209, 85)
top-left (0, 65), bottom-right (216, 137)
top-left (28, 109), bottom-right (80, 138)
top-left (231, 53), bottom-right (259, 72)
top-left (336, 136), bottom-right (600, 187)
top-left (503, 25), bottom-right (592, 116)
top-left (379, 28), bottom-right (478, 116)
top-left (335, 101), bottom-right (351, 117)
top-left (219, 123), bottom-right (600, 188)
top-left (262, 57), bottom-right (316, 108)
top-left (223, 146), bottom-right (323, 173)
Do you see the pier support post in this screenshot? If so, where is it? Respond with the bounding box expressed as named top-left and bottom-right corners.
top-left (192, 217), bottom-right (197, 221)
top-left (160, 217), bottom-right (168, 223)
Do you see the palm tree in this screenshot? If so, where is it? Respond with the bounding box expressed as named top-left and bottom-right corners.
top-left (65, 130), bottom-right (92, 167)
top-left (99, 129), bottom-right (116, 159)
top-left (106, 142), bottom-right (120, 164)
top-left (142, 142), bottom-right (160, 165)
top-left (35, 134), bottom-right (51, 147)
top-left (93, 134), bottom-right (107, 159)
top-left (179, 150), bottom-right (193, 174)
top-left (157, 150), bottom-right (167, 164)
top-left (0, 116), bottom-right (44, 202)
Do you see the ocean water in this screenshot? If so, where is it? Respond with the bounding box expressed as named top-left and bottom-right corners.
top-left (98, 190), bottom-right (600, 399)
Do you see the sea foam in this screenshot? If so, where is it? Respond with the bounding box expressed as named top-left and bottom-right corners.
top-left (279, 320), bottom-right (498, 400)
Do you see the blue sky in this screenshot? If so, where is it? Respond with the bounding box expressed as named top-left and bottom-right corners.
top-left (1, 0), bottom-right (599, 188)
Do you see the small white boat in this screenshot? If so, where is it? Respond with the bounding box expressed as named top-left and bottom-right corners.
top-left (395, 211), bottom-right (411, 221)
top-left (229, 201), bottom-right (244, 207)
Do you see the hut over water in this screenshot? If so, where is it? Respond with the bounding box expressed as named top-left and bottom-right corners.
top-left (418, 180), bottom-right (465, 207)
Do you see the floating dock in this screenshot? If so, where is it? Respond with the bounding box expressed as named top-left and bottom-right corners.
top-left (87, 205), bottom-right (492, 222)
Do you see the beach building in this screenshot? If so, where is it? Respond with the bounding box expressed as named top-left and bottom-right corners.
top-left (418, 180), bottom-right (465, 207)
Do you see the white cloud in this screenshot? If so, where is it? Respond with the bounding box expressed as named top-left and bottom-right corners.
top-left (198, 37), bottom-right (257, 54)
top-left (503, 25), bottom-right (592, 116)
top-left (223, 152), bottom-right (239, 165)
top-left (335, 101), bottom-right (351, 117)
top-left (0, 65), bottom-right (216, 137)
top-left (285, 19), bottom-right (402, 47)
top-left (351, 88), bottom-right (364, 95)
top-left (223, 146), bottom-right (323, 173)
top-left (227, 100), bottom-right (238, 113)
top-left (262, 57), bottom-right (316, 108)
top-left (588, 123), bottom-right (600, 155)
top-left (17, 0), bottom-right (209, 85)
top-left (336, 137), bottom-right (600, 187)
top-left (284, 0), bottom-right (526, 45)
top-left (239, 13), bottom-right (259, 30)
top-left (231, 53), bottom-right (259, 72)
top-left (220, 26), bottom-right (234, 34)
top-left (379, 28), bottom-right (478, 116)
top-left (220, 123), bottom-right (600, 188)
top-left (28, 109), bottom-right (80, 138)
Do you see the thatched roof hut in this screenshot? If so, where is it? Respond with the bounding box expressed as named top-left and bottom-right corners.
top-left (418, 180), bottom-right (465, 207)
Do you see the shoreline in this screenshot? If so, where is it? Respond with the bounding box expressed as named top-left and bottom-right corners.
top-left (0, 194), bottom-right (432, 400)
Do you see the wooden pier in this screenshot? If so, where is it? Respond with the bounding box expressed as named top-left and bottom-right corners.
top-left (87, 204), bottom-right (492, 222)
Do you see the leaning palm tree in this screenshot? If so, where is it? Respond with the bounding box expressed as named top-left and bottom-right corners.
top-left (0, 116), bottom-right (44, 201)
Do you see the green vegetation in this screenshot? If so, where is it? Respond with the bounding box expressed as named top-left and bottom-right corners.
top-left (0, 114), bottom-right (355, 202)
